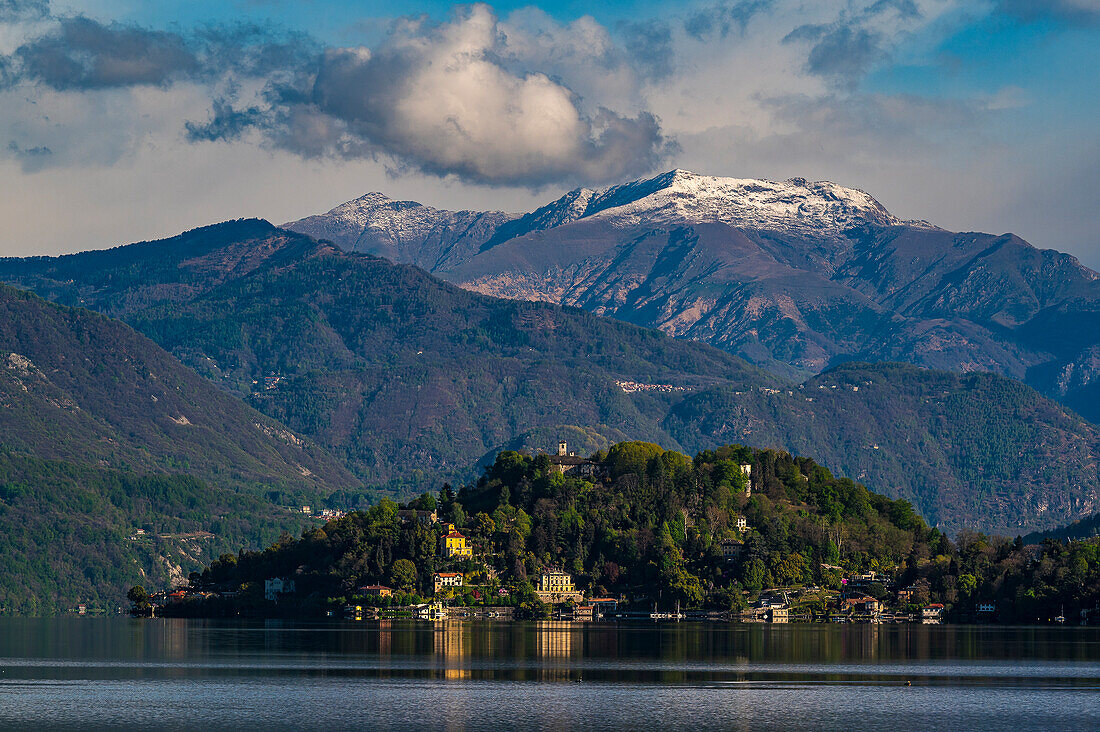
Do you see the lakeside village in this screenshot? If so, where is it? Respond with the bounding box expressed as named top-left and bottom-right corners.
top-left (128, 440), bottom-right (1051, 626)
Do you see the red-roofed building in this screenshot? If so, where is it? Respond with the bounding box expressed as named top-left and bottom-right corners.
top-left (433, 572), bottom-right (465, 593)
top-left (359, 585), bottom-right (392, 598)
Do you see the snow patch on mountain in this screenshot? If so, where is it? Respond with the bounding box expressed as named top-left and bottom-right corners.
top-left (522, 169), bottom-right (938, 241)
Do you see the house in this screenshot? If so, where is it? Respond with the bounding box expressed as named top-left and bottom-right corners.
top-left (720, 539), bottom-right (743, 561)
top-left (398, 509), bottom-right (438, 527)
top-left (441, 525), bottom-right (473, 558)
top-left (733, 515), bottom-right (749, 532)
top-left (845, 572), bottom-right (885, 593)
top-left (359, 585), bottom-right (392, 598)
top-left (842, 595), bottom-right (882, 614)
top-left (922, 603), bottom-right (945, 622)
top-left (433, 572), bottom-right (465, 593)
top-left (768, 606), bottom-right (788, 623)
top-left (572, 604), bottom-right (596, 620)
top-left (413, 602), bottom-right (447, 620)
top-left (548, 441), bottom-right (607, 479)
top-left (264, 577), bottom-right (296, 602)
top-left (589, 597), bottom-right (618, 614)
top-left (534, 569), bottom-right (584, 603)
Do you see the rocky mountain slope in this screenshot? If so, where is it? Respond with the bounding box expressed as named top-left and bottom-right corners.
top-left (287, 170), bottom-right (1100, 422)
top-left (1, 221), bottom-right (1096, 534)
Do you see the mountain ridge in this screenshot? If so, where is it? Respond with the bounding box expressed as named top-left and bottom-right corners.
top-left (1, 221), bottom-right (1097, 533)
top-left (286, 170), bottom-right (1100, 422)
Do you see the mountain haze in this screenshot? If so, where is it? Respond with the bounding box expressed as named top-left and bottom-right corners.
top-left (1, 221), bottom-right (1097, 533)
top-left (288, 170), bottom-right (1100, 422)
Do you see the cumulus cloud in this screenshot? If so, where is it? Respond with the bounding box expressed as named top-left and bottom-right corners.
top-left (282, 6), bottom-right (673, 185)
top-left (2, 4), bottom-right (672, 187)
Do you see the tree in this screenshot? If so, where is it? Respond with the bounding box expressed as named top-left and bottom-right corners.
top-left (127, 585), bottom-right (149, 605)
top-left (606, 441), bottom-right (664, 479)
top-left (473, 512), bottom-right (496, 547)
top-left (388, 559), bottom-right (417, 592)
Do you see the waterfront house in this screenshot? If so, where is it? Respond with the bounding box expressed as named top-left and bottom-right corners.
top-left (922, 603), bottom-right (945, 622)
top-left (433, 572), bottom-right (465, 593)
top-left (535, 569), bottom-right (584, 603)
top-left (264, 577), bottom-right (296, 602)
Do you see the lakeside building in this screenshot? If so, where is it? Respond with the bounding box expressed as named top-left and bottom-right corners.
top-left (264, 577), bottom-right (295, 602)
top-left (922, 603), bottom-right (945, 623)
top-left (434, 572), bottom-right (465, 593)
top-left (441, 525), bottom-right (473, 558)
top-left (535, 569), bottom-right (584, 603)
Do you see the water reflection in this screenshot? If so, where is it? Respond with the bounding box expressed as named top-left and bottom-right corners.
top-left (0, 619), bottom-right (1097, 730)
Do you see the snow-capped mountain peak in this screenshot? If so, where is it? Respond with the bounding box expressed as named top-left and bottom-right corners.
top-left (576, 169), bottom-right (923, 236)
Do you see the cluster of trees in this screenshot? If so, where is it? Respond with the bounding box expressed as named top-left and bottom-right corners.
top-left (170, 442), bottom-right (1100, 622)
top-left (0, 453), bottom-right (315, 615)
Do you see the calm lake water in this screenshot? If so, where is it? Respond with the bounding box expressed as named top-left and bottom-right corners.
top-left (0, 618), bottom-right (1097, 730)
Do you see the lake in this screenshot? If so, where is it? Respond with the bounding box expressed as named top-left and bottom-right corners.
top-left (0, 619), bottom-right (1097, 730)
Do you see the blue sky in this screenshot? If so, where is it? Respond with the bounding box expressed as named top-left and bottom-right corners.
top-left (2, 1), bottom-right (1098, 266)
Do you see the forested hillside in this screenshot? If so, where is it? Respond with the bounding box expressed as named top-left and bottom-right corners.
top-left (0, 284), bottom-right (360, 613)
top-left (169, 443), bottom-right (1100, 625)
top-left (0, 454), bottom-right (315, 614)
top-left (0, 221), bottom-right (1097, 532)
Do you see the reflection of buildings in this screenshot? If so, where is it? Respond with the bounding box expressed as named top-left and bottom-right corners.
top-left (435, 621), bottom-right (471, 680)
top-left (534, 621), bottom-right (579, 681)
top-left (378, 619), bottom-right (392, 655)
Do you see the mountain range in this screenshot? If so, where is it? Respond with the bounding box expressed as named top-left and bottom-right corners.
top-left (287, 170), bottom-right (1100, 423)
top-left (1, 220), bottom-right (1096, 535)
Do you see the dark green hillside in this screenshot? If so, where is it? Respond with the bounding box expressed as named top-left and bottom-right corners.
top-left (1, 221), bottom-right (1097, 532)
top-left (0, 453), bottom-right (314, 614)
top-left (0, 284), bottom-right (355, 490)
top-left (0, 284), bottom-right (365, 614)
top-left (664, 363), bottom-right (1100, 534)
top-left (1022, 511), bottom-right (1100, 543)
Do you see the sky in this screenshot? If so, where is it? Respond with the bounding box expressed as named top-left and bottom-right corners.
top-left (1, 0), bottom-right (1098, 267)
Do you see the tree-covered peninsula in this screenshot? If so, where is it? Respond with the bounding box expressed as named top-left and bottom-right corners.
top-left (145, 442), bottom-right (1100, 624)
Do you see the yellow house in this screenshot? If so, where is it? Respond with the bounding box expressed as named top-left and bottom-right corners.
top-left (441, 524), bottom-right (473, 558)
top-left (534, 570), bottom-right (583, 603)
